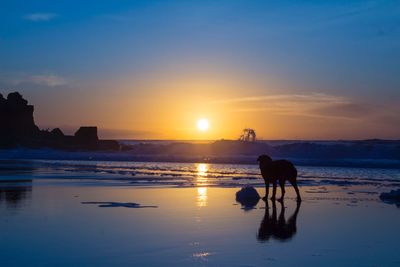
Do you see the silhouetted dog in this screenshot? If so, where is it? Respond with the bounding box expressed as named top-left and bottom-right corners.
top-left (257, 154), bottom-right (301, 202)
top-left (257, 200), bottom-right (301, 242)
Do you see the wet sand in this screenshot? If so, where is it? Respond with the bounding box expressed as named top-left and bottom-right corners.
top-left (0, 180), bottom-right (399, 267)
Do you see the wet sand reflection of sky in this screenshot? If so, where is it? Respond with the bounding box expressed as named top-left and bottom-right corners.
top-left (1, 184), bottom-right (399, 266)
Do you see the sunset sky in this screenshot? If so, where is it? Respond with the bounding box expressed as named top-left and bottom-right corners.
top-left (1, 0), bottom-right (399, 139)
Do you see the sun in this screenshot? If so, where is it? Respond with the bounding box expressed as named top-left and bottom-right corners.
top-left (197, 118), bottom-right (209, 131)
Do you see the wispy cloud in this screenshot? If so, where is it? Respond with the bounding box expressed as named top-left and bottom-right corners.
top-left (212, 93), bottom-right (373, 120)
top-left (24, 13), bottom-right (57, 22)
top-left (0, 73), bottom-right (67, 87)
top-left (28, 74), bottom-right (66, 87)
top-left (210, 93), bottom-right (348, 105)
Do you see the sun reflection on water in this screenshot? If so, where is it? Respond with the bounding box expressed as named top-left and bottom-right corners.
top-left (197, 163), bottom-right (208, 177)
top-left (196, 187), bottom-right (208, 207)
top-left (196, 163), bottom-right (209, 185)
top-left (196, 163), bottom-right (209, 207)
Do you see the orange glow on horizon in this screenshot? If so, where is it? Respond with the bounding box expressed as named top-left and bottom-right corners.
top-left (37, 74), bottom-right (400, 141)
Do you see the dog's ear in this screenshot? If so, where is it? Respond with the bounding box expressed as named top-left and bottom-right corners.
top-left (258, 154), bottom-right (272, 163)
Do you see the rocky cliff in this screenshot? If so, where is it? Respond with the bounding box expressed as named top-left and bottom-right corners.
top-left (0, 92), bottom-right (40, 147)
top-left (0, 92), bottom-right (119, 150)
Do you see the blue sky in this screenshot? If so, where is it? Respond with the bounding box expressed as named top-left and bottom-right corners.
top-left (1, 1), bottom-right (399, 139)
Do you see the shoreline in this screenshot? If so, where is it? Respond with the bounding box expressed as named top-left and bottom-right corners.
top-left (1, 159), bottom-right (400, 190)
top-left (1, 149), bottom-right (400, 169)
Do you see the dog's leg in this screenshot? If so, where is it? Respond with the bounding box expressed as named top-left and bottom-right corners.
top-left (271, 180), bottom-right (277, 200)
top-left (291, 180), bottom-right (301, 202)
top-left (278, 180), bottom-right (285, 202)
top-left (262, 179), bottom-right (269, 201)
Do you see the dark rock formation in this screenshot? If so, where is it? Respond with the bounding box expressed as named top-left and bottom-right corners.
top-left (51, 128), bottom-right (64, 138)
top-left (0, 92), bottom-right (40, 147)
top-left (0, 92), bottom-right (119, 151)
top-left (75, 127), bottom-right (98, 142)
top-left (74, 127), bottom-right (99, 149)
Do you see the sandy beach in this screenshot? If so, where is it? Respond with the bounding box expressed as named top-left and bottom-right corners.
top-left (1, 175), bottom-right (399, 267)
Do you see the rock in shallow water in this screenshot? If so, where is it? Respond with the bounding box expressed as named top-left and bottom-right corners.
top-left (236, 186), bottom-right (260, 200)
top-left (236, 186), bottom-right (260, 210)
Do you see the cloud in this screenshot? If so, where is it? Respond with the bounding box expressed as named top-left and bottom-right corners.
top-left (24, 13), bottom-right (57, 22)
top-left (28, 75), bottom-right (66, 87)
top-left (0, 73), bottom-right (67, 87)
top-left (311, 103), bottom-right (373, 118)
top-left (210, 93), bottom-right (348, 105)
top-left (213, 93), bottom-right (375, 120)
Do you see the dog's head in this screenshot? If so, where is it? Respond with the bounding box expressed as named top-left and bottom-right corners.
top-left (257, 154), bottom-right (272, 165)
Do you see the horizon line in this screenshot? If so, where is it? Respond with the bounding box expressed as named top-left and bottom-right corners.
top-left (117, 138), bottom-right (400, 142)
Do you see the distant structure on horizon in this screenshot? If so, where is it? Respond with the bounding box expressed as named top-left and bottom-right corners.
top-left (239, 128), bottom-right (257, 142)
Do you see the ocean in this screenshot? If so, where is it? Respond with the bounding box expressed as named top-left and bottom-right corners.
top-left (1, 159), bottom-right (399, 189)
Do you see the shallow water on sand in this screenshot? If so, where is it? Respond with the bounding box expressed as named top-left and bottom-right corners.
top-left (0, 180), bottom-right (399, 267)
top-left (1, 159), bottom-right (400, 189)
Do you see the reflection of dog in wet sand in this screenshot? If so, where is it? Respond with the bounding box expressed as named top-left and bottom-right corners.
top-left (257, 154), bottom-right (301, 202)
top-left (257, 200), bottom-right (301, 242)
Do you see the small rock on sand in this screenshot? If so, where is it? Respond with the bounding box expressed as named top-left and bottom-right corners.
top-left (235, 186), bottom-right (260, 210)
